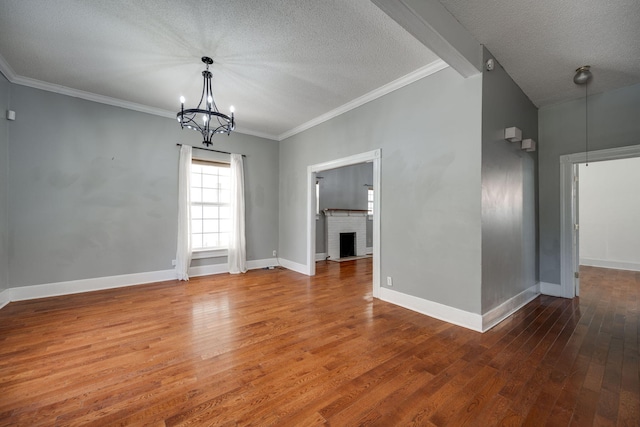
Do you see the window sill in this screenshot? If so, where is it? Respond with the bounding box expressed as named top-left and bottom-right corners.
top-left (192, 248), bottom-right (228, 259)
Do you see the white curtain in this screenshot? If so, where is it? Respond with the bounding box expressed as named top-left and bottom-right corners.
top-left (175, 145), bottom-right (192, 280)
top-left (228, 153), bottom-right (247, 273)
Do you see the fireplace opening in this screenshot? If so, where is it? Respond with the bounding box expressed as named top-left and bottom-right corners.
top-left (339, 232), bottom-right (356, 258)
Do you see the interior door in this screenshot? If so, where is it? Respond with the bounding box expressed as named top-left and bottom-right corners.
top-left (572, 163), bottom-right (580, 296)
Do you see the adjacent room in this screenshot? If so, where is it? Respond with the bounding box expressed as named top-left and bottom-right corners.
top-left (0, 0), bottom-right (639, 425)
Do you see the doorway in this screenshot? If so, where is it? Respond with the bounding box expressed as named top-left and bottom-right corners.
top-left (559, 144), bottom-right (640, 298)
top-left (306, 149), bottom-right (381, 298)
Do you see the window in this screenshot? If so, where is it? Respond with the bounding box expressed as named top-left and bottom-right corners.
top-left (367, 188), bottom-right (374, 216)
top-left (316, 181), bottom-right (320, 215)
top-left (191, 160), bottom-right (231, 251)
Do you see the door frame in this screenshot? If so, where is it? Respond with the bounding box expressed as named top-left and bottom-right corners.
top-left (306, 149), bottom-right (381, 298)
top-left (560, 144), bottom-right (640, 298)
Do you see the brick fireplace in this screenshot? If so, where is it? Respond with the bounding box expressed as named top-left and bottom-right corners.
top-left (324, 209), bottom-right (367, 260)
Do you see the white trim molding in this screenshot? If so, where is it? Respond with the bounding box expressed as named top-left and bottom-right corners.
top-left (0, 53), bottom-right (17, 81)
top-left (540, 282), bottom-right (564, 297)
top-left (1, 52), bottom-right (444, 143)
top-left (189, 258), bottom-right (277, 277)
top-left (9, 269), bottom-right (176, 302)
top-left (246, 258), bottom-right (278, 271)
top-left (580, 258), bottom-right (640, 272)
top-left (481, 285), bottom-right (540, 332)
top-left (307, 149), bottom-right (381, 298)
top-left (315, 253), bottom-right (327, 261)
top-left (279, 60), bottom-right (448, 140)
top-left (191, 248), bottom-right (228, 260)
top-left (1, 258), bottom-right (279, 306)
top-left (188, 263), bottom-right (229, 277)
top-left (559, 144), bottom-right (640, 299)
top-left (0, 289), bottom-right (11, 310)
top-left (0, 53), bottom-right (279, 141)
top-left (380, 285), bottom-right (541, 333)
top-left (278, 258), bottom-right (308, 275)
top-left (380, 287), bottom-right (483, 332)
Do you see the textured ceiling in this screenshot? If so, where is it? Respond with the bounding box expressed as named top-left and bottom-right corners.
top-left (440, 0), bottom-right (640, 107)
top-left (0, 0), bottom-right (440, 139)
top-left (1, 1), bottom-right (638, 140)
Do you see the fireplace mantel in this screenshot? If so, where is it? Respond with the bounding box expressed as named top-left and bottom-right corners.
top-left (323, 209), bottom-right (367, 217)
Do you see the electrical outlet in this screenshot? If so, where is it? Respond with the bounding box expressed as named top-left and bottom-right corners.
top-left (273, 250), bottom-right (277, 257)
top-left (387, 276), bottom-right (393, 287)
top-left (171, 259), bottom-right (176, 266)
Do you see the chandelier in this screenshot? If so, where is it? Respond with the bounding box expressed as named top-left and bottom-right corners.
top-left (177, 56), bottom-right (235, 146)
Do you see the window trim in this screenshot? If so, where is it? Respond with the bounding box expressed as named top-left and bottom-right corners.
top-left (316, 180), bottom-right (321, 220)
top-left (190, 158), bottom-right (231, 253)
top-left (192, 248), bottom-right (228, 259)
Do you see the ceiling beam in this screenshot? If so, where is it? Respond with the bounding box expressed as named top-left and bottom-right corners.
top-left (372, 0), bottom-right (482, 78)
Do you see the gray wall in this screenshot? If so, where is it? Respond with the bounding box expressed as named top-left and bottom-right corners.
top-left (538, 83), bottom-right (640, 285)
top-left (0, 73), bottom-right (9, 291)
top-left (316, 162), bottom-right (373, 254)
top-left (7, 84), bottom-right (279, 288)
top-left (480, 50), bottom-right (538, 313)
top-left (279, 67), bottom-right (483, 314)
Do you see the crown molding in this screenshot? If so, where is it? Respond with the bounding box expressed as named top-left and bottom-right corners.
top-left (0, 53), bottom-right (177, 119)
top-left (15, 74), bottom-right (179, 119)
top-left (0, 53), bottom-right (282, 141)
top-left (0, 53), bottom-right (17, 81)
top-left (233, 126), bottom-right (279, 141)
top-left (1, 52), bottom-right (446, 143)
top-left (277, 59), bottom-right (449, 141)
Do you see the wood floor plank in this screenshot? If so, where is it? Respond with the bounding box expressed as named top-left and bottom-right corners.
top-left (0, 261), bottom-right (638, 426)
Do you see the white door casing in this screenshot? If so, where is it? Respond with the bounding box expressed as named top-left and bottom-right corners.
top-left (306, 149), bottom-right (381, 298)
top-left (560, 144), bottom-right (640, 298)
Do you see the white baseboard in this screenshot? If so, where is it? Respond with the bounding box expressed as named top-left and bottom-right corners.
top-left (540, 281), bottom-right (565, 297)
top-left (580, 258), bottom-right (640, 272)
top-left (366, 247), bottom-right (373, 255)
top-left (380, 285), bottom-right (542, 333)
top-left (379, 287), bottom-right (483, 332)
top-left (315, 253), bottom-right (327, 261)
top-left (481, 285), bottom-right (540, 332)
top-left (278, 258), bottom-right (309, 275)
top-left (248, 258), bottom-right (278, 270)
top-left (2, 258), bottom-right (278, 306)
top-left (0, 288), bottom-right (11, 309)
top-left (189, 263), bottom-right (229, 277)
top-left (10, 269), bottom-right (177, 302)
top-left (190, 258), bottom-right (277, 277)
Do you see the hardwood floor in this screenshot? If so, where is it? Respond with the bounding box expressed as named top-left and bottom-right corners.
top-left (0, 261), bottom-right (638, 426)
